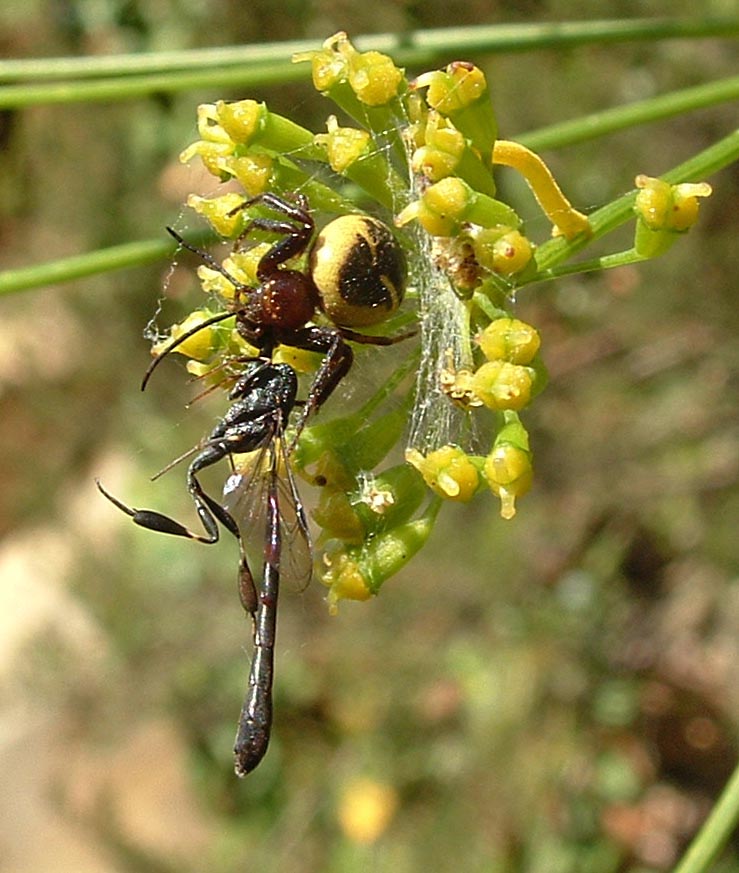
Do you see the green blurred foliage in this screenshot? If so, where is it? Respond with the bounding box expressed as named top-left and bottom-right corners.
top-left (0, 2), bottom-right (737, 872)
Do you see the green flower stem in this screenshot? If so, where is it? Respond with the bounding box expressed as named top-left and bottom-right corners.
top-left (541, 250), bottom-right (646, 281)
top-left (0, 229), bottom-right (216, 296)
top-left (0, 42), bottom-right (312, 81)
top-left (0, 237), bottom-right (171, 296)
top-left (0, 63), bottom-right (306, 108)
top-left (528, 127), bottom-right (739, 279)
top-left (673, 761), bottom-right (739, 873)
top-left (2, 19), bottom-right (737, 84)
top-left (520, 75), bottom-right (739, 151)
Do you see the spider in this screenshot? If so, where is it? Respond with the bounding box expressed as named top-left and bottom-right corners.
top-left (97, 192), bottom-right (414, 774)
top-left (143, 191), bottom-right (412, 423)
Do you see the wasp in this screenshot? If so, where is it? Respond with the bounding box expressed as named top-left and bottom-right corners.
top-left (98, 192), bottom-right (413, 775)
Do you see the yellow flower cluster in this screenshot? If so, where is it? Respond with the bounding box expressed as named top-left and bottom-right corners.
top-left (152, 32), bottom-right (712, 607)
top-left (406, 316), bottom-right (539, 518)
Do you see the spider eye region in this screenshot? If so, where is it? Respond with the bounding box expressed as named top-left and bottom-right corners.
top-left (310, 215), bottom-right (407, 327)
top-left (259, 269), bottom-right (318, 329)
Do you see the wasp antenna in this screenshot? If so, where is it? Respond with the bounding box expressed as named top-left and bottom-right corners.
top-left (150, 443), bottom-right (201, 481)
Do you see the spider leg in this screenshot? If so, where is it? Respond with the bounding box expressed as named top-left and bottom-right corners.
top-left (227, 192), bottom-right (315, 275)
top-left (338, 325), bottom-right (418, 346)
top-left (281, 327), bottom-right (354, 442)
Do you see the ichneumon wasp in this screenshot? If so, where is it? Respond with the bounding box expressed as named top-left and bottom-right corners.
top-left (97, 192), bottom-right (413, 775)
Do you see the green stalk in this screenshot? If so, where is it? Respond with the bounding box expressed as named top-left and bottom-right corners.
top-left (2, 19), bottom-right (737, 84)
top-left (0, 230), bottom-right (215, 296)
top-left (0, 63), bottom-right (306, 109)
top-left (672, 762), bottom-right (739, 873)
top-left (520, 75), bottom-right (739, 151)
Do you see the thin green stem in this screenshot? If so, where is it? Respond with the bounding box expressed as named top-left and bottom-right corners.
top-left (539, 250), bottom-right (647, 282)
top-left (4, 20), bottom-right (738, 82)
top-left (0, 63), bottom-right (305, 109)
top-left (0, 228), bottom-right (214, 295)
top-left (1, 18), bottom-right (737, 103)
top-left (0, 238), bottom-right (171, 295)
top-left (672, 762), bottom-right (739, 873)
top-left (0, 40), bottom-right (326, 82)
top-left (519, 76), bottom-right (739, 151)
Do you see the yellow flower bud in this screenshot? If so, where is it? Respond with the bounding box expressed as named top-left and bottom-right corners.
top-left (670, 181), bottom-right (713, 230)
top-left (294, 32), bottom-right (351, 92)
top-left (405, 445), bottom-right (480, 502)
top-left (219, 153), bottom-right (274, 198)
top-left (187, 193), bottom-right (248, 238)
top-left (476, 318), bottom-right (541, 364)
top-left (426, 120), bottom-right (465, 155)
top-left (634, 176), bottom-right (672, 229)
top-left (396, 177), bottom-right (519, 237)
top-left (424, 176), bottom-right (470, 218)
top-left (414, 63), bottom-right (487, 114)
top-left (634, 174), bottom-right (712, 232)
top-left (194, 102), bottom-right (232, 144)
top-left (321, 551), bottom-right (372, 614)
top-left (470, 361), bottom-right (534, 411)
top-left (214, 99), bottom-right (264, 145)
top-left (179, 140), bottom-right (234, 178)
top-left (348, 50), bottom-right (404, 106)
top-left (410, 111), bottom-right (466, 181)
top-left (315, 115), bottom-right (372, 173)
top-left (411, 145), bottom-right (460, 182)
top-left (396, 177), bottom-right (470, 236)
top-left (472, 226), bottom-right (534, 276)
top-left (483, 443), bottom-right (533, 519)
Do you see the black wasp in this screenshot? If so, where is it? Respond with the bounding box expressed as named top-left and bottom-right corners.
top-left (97, 192), bottom-right (412, 776)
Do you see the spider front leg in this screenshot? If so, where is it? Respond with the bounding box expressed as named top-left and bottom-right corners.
top-left (285, 327), bottom-right (354, 441)
top-left (286, 322), bottom-right (419, 443)
top-left (228, 192), bottom-right (314, 274)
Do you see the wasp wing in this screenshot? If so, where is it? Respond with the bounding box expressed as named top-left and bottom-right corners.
top-left (222, 432), bottom-right (313, 593)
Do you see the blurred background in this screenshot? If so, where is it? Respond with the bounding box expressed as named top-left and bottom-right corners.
top-left (1, 2), bottom-right (737, 871)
